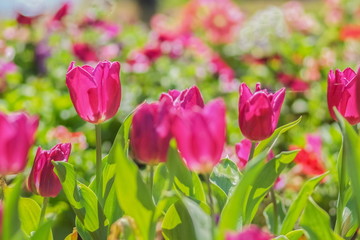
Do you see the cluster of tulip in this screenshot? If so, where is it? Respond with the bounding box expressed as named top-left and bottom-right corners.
top-left (1, 57), bottom-right (360, 239)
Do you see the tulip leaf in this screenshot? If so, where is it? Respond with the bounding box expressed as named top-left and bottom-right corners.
top-left (30, 221), bottom-right (53, 240)
top-left (18, 197), bottom-right (41, 237)
top-left (111, 114), bottom-right (156, 240)
top-left (254, 117), bottom-right (302, 156)
top-left (299, 198), bottom-right (342, 240)
top-left (153, 163), bottom-right (170, 204)
top-left (53, 161), bottom-right (108, 240)
top-left (162, 197), bottom-right (212, 240)
top-left (210, 158), bottom-right (241, 195)
top-left (280, 173), bottom-right (328, 235)
top-left (264, 197), bottom-right (286, 234)
top-left (166, 145), bottom-right (206, 203)
top-left (285, 229), bottom-right (306, 240)
top-left (335, 110), bottom-right (360, 226)
top-left (2, 174), bottom-right (24, 240)
top-left (218, 150), bottom-right (298, 238)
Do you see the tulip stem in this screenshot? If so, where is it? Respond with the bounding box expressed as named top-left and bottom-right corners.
top-left (0, 176), bottom-right (6, 200)
top-left (205, 174), bottom-right (215, 239)
top-left (39, 197), bottom-right (49, 226)
top-left (95, 124), bottom-right (103, 201)
top-left (270, 187), bottom-right (278, 234)
top-left (149, 165), bottom-right (154, 197)
top-left (249, 141), bottom-right (256, 161)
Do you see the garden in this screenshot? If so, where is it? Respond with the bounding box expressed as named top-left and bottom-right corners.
top-left (1, 0), bottom-right (360, 239)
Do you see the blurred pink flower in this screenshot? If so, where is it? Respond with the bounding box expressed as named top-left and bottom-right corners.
top-left (48, 126), bottom-right (87, 150)
top-left (283, 1), bottom-right (317, 34)
top-left (277, 72), bottom-right (309, 92)
top-left (226, 225), bottom-right (272, 240)
top-left (72, 43), bottom-right (98, 62)
top-left (0, 61), bottom-right (17, 92)
top-left (172, 99), bottom-right (226, 173)
top-left (28, 143), bottom-right (71, 197)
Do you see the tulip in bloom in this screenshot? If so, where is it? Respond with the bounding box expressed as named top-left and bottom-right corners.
top-left (28, 143), bottom-right (71, 197)
top-left (239, 83), bottom-right (285, 141)
top-left (172, 99), bottom-right (226, 173)
top-left (66, 60), bottom-right (121, 124)
top-left (0, 112), bottom-right (38, 175)
top-left (226, 225), bottom-right (272, 240)
top-left (159, 85), bottom-right (204, 110)
top-left (327, 67), bottom-right (360, 125)
top-left (130, 102), bottom-right (172, 165)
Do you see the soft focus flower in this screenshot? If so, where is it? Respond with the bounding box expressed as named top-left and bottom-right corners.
top-left (327, 67), bottom-right (360, 125)
top-left (238, 83), bottom-right (285, 141)
top-left (0, 61), bottom-right (17, 92)
top-left (66, 60), bottom-right (121, 124)
top-left (35, 40), bottom-right (51, 75)
top-left (130, 102), bottom-right (172, 165)
top-left (0, 112), bottom-right (38, 175)
top-left (48, 126), bottom-right (87, 150)
top-left (72, 43), bottom-right (99, 62)
top-left (172, 99), bottom-right (226, 173)
top-left (283, 1), bottom-right (317, 34)
top-left (210, 55), bottom-right (236, 85)
top-left (28, 143), bottom-right (71, 197)
top-left (226, 225), bottom-right (272, 240)
top-left (48, 2), bottom-right (70, 29)
top-left (277, 72), bottom-right (309, 92)
top-left (16, 14), bottom-right (38, 25)
top-left (159, 85), bottom-right (204, 111)
top-left (235, 139), bottom-right (252, 168)
top-left (290, 134), bottom-right (325, 176)
top-left (340, 25), bottom-right (360, 40)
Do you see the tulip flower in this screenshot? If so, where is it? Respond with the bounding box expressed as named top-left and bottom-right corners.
top-left (327, 67), bottom-right (360, 125)
top-left (66, 60), bottom-right (121, 124)
top-left (159, 85), bottom-right (204, 110)
top-left (28, 143), bottom-right (71, 197)
top-left (172, 99), bottom-right (226, 173)
top-left (130, 101), bottom-right (172, 164)
top-left (239, 83), bottom-right (285, 141)
top-left (0, 112), bottom-right (38, 175)
top-left (226, 225), bottom-right (272, 240)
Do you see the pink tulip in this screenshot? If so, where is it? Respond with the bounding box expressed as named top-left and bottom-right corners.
top-left (0, 112), bottom-right (38, 175)
top-left (66, 61), bottom-right (121, 124)
top-left (130, 101), bottom-right (172, 164)
top-left (28, 143), bottom-right (71, 197)
top-left (239, 83), bottom-right (285, 141)
top-left (159, 85), bottom-right (204, 110)
top-left (235, 139), bottom-right (252, 168)
top-left (226, 225), bottom-right (272, 240)
top-left (327, 68), bottom-right (360, 125)
top-left (172, 99), bottom-right (226, 173)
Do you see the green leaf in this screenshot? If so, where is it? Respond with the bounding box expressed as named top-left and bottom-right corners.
top-left (218, 150), bottom-right (298, 238)
top-left (285, 230), bottom-right (306, 240)
top-left (210, 158), bottom-right (241, 195)
top-left (166, 146), bottom-right (206, 203)
top-left (2, 174), bottom-right (24, 240)
top-left (53, 161), bottom-right (108, 239)
top-left (300, 198), bottom-right (342, 240)
top-left (280, 173), bottom-right (328, 235)
top-left (30, 221), bottom-right (53, 240)
top-left (153, 163), bottom-right (170, 204)
top-left (335, 110), bottom-right (360, 227)
top-left (112, 114), bottom-right (156, 240)
top-left (19, 198), bottom-right (41, 237)
top-left (254, 117), bottom-right (302, 156)
top-left (162, 197), bottom-right (212, 240)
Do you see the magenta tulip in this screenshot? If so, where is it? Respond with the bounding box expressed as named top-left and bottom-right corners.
top-left (66, 60), bottom-right (121, 124)
top-left (239, 83), bottom-right (285, 141)
top-left (172, 99), bottom-right (226, 173)
top-left (0, 112), bottom-right (38, 175)
top-left (159, 85), bottom-right (204, 110)
top-left (28, 143), bottom-right (71, 197)
top-left (130, 101), bottom-right (172, 165)
top-left (226, 225), bottom-right (272, 240)
top-left (327, 67), bottom-right (360, 125)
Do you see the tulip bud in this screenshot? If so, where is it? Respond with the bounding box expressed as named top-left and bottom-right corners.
top-left (226, 225), bottom-right (272, 240)
top-left (130, 101), bottom-right (172, 165)
top-left (327, 68), bottom-right (360, 125)
top-left (0, 112), bottom-right (38, 175)
top-left (66, 60), bottom-right (121, 124)
top-left (159, 85), bottom-right (204, 110)
top-left (28, 143), bottom-right (71, 197)
top-left (238, 83), bottom-right (285, 141)
top-left (172, 99), bottom-right (226, 173)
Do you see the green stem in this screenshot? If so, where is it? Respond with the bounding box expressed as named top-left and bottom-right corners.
top-left (270, 187), bottom-right (278, 234)
top-left (205, 174), bottom-right (215, 239)
top-left (95, 124), bottom-right (103, 201)
top-left (249, 141), bottom-right (256, 161)
top-left (0, 176), bottom-right (6, 200)
top-left (149, 165), bottom-right (154, 196)
top-left (39, 197), bottom-right (49, 226)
